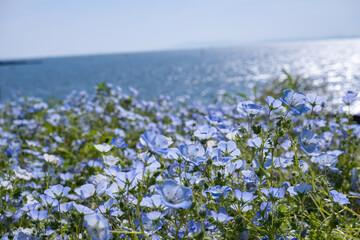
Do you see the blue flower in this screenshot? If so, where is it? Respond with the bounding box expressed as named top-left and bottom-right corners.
top-left (75, 184), bottom-right (96, 200)
top-left (94, 143), bottom-right (113, 153)
top-left (206, 112), bottom-right (223, 125)
top-left (27, 209), bottom-right (50, 221)
top-left (261, 187), bottom-right (285, 199)
top-left (209, 207), bottom-right (234, 223)
top-left (178, 143), bottom-right (206, 166)
top-left (59, 202), bottom-right (74, 213)
top-left (247, 137), bottom-right (270, 149)
top-left (186, 221), bottom-right (202, 237)
top-left (241, 170), bottom-right (260, 184)
top-left (102, 155), bottom-right (120, 166)
top-left (342, 91), bottom-right (358, 105)
top-left (237, 101), bottom-right (264, 118)
top-left (287, 183), bottom-right (313, 196)
top-left (73, 203), bottom-right (95, 215)
top-left (156, 179), bottom-right (192, 209)
top-left (135, 213), bottom-right (163, 236)
top-left (110, 138), bottom-right (128, 149)
top-left (193, 125), bottom-right (217, 140)
top-left (44, 184), bottom-right (71, 199)
top-left (115, 169), bottom-right (139, 189)
top-left (264, 157), bottom-right (293, 169)
top-left (265, 96), bottom-right (282, 110)
top-left (234, 189), bottom-right (257, 203)
top-left (40, 194), bottom-right (59, 208)
top-left (280, 89), bottom-right (310, 115)
top-left (299, 160), bottom-right (309, 174)
top-left (218, 141), bottom-right (241, 158)
top-left (329, 190), bottom-right (350, 205)
top-left (205, 185), bottom-right (232, 200)
top-left (306, 94), bottom-right (325, 110)
top-left (298, 129), bottom-right (320, 155)
top-left (84, 213), bottom-right (111, 240)
top-left (140, 130), bottom-right (169, 155)
top-left (312, 153), bottom-right (337, 167)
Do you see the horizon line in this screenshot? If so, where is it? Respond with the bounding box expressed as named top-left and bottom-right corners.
top-left (1, 35), bottom-right (359, 61)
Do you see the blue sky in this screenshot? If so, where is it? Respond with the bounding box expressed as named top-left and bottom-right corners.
top-left (0, 0), bottom-right (359, 59)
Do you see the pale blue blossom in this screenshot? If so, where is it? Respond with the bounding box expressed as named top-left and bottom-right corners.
top-left (156, 179), bottom-right (192, 209)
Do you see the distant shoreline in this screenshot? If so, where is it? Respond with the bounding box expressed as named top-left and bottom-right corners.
top-left (0, 60), bottom-right (42, 66)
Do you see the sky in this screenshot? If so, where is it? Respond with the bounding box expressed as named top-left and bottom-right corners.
top-left (0, 0), bottom-right (360, 60)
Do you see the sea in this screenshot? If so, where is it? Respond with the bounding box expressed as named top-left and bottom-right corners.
top-left (1, 38), bottom-right (360, 103)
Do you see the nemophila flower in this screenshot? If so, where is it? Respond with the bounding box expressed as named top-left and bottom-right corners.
top-left (140, 129), bottom-right (169, 155)
top-left (75, 184), bottom-right (96, 200)
top-left (261, 187), bottom-right (285, 199)
top-left (0, 179), bottom-right (12, 190)
top-left (27, 209), bottom-right (50, 221)
top-left (165, 163), bottom-right (186, 178)
top-left (97, 198), bottom-right (117, 214)
top-left (342, 91), bottom-right (358, 105)
top-left (40, 194), bottom-right (59, 207)
top-left (280, 89), bottom-right (310, 115)
top-left (237, 101), bottom-right (264, 118)
top-left (156, 179), bottom-right (192, 209)
top-left (206, 185), bottom-right (232, 200)
top-left (186, 221), bottom-right (202, 237)
top-left (206, 112), bottom-right (223, 125)
top-left (5, 148), bottom-right (13, 157)
top-left (224, 160), bottom-right (246, 176)
top-left (95, 181), bottom-right (108, 196)
top-left (311, 153), bottom-right (337, 167)
top-left (298, 129), bottom-right (320, 155)
top-left (43, 153), bottom-right (60, 164)
top-left (329, 190), bottom-right (350, 205)
top-left (234, 189), bottom-right (257, 203)
top-left (110, 207), bottom-right (124, 217)
top-left (299, 160), bottom-right (309, 174)
top-left (306, 94), bottom-right (325, 112)
top-left (193, 125), bottom-right (217, 140)
top-left (140, 195), bottom-right (163, 208)
top-left (287, 183), bottom-right (313, 196)
top-left (110, 137), bottom-right (128, 149)
top-left (102, 155), bottom-right (119, 166)
top-left (247, 137), bottom-right (270, 149)
top-left (60, 172), bottom-right (74, 182)
top-left (58, 202), bottom-right (74, 213)
top-left (87, 159), bottom-right (103, 168)
top-left (14, 167), bottom-right (32, 180)
top-left (115, 169), bottom-right (139, 189)
top-left (94, 143), bottom-right (113, 153)
top-left (264, 157), bottom-right (293, 169)
top-left (20, 203), bottom-right (39, 212)
top-left (210, 148), bottom-right (232, 166)
top-left (133, 159), bottom-right (160, 175)
top-left (209, 207), bottom-right (234, 223)
top-left (266, 96), bottom-right (283, 111)
top-left (241, 170), bottom-right (260, 184)
top-left (84, 213), bottom-right (111, 240)
top-left (44, 184), bottom-right (71, 199)
top-left (103, 165), bottom-right (122, 177)
top-left (47, 113), bottom-right (61, 126)
top-left (178, 143), bottom-right (206, 166)
top-left (73, 203), bottom-right (95, 215)
top-left (135, 213), bottom-right (163, 236)
top-left (218, 140), bottom-right (241, 158)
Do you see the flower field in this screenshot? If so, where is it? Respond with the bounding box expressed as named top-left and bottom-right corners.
top-left (0, 83), bottom-right (359, 239)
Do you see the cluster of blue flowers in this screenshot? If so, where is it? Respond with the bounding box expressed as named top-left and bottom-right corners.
top-left (0, 84), bottom-right (359, 239)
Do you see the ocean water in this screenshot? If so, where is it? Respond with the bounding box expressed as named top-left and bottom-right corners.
top-left (1, 38), bottom-right (360, 102)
